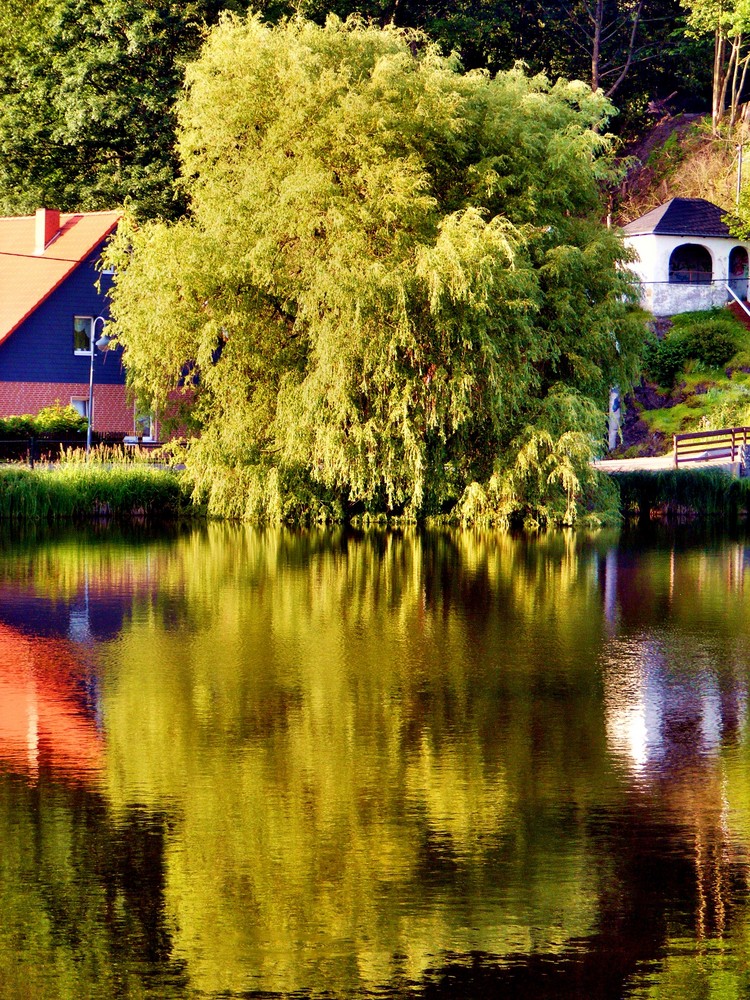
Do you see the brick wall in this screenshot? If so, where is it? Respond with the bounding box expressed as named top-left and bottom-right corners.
top-left (0, 382), bottom-right (133, 434)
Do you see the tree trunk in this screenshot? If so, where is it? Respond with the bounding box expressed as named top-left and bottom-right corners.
top-left (591, 0), bottom-right (603, 91)
top-left (713, 26), bottom-right (727, 131)
top-left (604, 0), bottom-right (645, 98)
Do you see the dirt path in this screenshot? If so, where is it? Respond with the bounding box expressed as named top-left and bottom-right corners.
top-left (593, 455), bottom-right (735, 473)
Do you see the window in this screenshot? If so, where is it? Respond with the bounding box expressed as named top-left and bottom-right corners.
top-left (70, 397), bottom-right (89, 419)
top-left (668, 244), bottom-right (713, 284)
top-left (73, 316), bottom-right (93, 355)
top-left (135, 411), bottom-right (155, 442)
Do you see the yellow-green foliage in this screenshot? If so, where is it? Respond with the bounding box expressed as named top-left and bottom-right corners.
top-left (0, 403), bottom-right (86, 438)
top-left (0, 466), bottom-right (190, 520)
top-left (106, 15), bottom-right (645, 526)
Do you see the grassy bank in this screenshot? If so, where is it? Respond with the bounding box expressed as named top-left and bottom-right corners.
top-left (613, 468), bottom-right (750, 520)
top-left (6, 460), bottom-right (746, 527)
top-left (617, 307), bottom-right (750, 458)
top-left (0, 465), bottom-right (192, 520)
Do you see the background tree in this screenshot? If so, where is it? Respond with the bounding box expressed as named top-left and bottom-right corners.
top-left (0, 0), bottom-right (712, 217)
top-left (0, 0), bottom-right (251, 218)
top-left (682, 0), bottom-right (750, 130)
top-left (276, 0), bottom-right (703, 131)
top-left (106, 15), bottom-right (644, 523)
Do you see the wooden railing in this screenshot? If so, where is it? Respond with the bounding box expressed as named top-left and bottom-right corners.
top-left (673, 426), bottom-right (750, 467)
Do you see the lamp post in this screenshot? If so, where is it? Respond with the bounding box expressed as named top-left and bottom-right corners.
top-left (86, 316), bottom-right (111, 458)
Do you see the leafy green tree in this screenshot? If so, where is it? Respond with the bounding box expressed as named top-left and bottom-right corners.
top-left (106, 15), bottom-right (645, 522)
top-left (682, 0), bottom-right (750, 130)
top-left (284, 0), bottom-right (543, 72)
top-left (0, 0), bottom-right (708, 218)
top-left (286, 0), bottom-right (704, 133)
top-left (0, 0), bottom-right (251, 218)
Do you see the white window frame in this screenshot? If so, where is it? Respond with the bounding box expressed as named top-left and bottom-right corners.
top-left (73, 316), bottom-right (93, 356)
top-left (70, 396), bottom-right (90, 419)
top-left (134, 409), bottom-right (155, 442)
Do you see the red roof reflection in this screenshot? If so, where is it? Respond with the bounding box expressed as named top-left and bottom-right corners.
top-left (0, 623), bottom-right (103, 783)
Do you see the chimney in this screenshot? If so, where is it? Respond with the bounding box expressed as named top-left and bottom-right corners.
top-left (35, 208), bottom-right (60, 254)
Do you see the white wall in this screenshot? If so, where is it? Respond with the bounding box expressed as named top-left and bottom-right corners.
top-left (624, 232), bottom-right (750, 315)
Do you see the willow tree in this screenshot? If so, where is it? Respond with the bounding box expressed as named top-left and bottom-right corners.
top-left (106, 14), bottom-right (644, 523)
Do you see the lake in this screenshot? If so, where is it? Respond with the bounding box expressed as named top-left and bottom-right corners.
top-left (1, 521), bottom-right (750, 999)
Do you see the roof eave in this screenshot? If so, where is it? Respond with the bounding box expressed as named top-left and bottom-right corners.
top-left (0, 215), bottom-right (120, 345)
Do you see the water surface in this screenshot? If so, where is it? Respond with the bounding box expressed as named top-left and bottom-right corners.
top-left (1, 523), bottom-right (750, 998)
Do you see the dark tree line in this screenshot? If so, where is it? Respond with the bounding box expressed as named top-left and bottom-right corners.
top-left (0, 0), bottom-right (712, 221)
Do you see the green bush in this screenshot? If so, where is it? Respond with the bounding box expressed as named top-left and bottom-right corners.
top-left (681, 319), bottom-right (738, 368)
top-left (0, 404), bottom-right (87, 439)
top-left (643, 318), bottom-right (740, 387)
top-left (0, 414), bottom-right (34, 437)
top-left (642, 333), bottom-right (689, 387)
top-left (32, 404), bottom-right (87, 436)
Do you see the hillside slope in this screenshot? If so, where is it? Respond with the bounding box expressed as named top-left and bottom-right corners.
top-left (609, 114), bottom-right (750, 457)
top-left (614, 113), bottom-right (742, 226)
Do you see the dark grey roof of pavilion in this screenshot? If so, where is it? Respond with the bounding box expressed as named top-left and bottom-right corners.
top-left (622, 197), bottom-right (731, 238)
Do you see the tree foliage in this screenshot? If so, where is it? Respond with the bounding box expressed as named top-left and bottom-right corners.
top-left (106, 15), bottom-right (645, 523)
top-left (682, 0), bottom-right (750, 130)
top-left (0, 0), bottom-right (710, 217)
top-left (264, 0), bottom-right (707, 133)
top-left (0, 0), bottom-right (251, 218)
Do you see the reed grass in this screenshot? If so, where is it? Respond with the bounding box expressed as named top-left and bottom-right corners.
top-left (613, 468), bottom-right (750, 519)
top-left (60, 442), bottom-right (173, 466)
top-left (0, 464), bottom-right (192, 521)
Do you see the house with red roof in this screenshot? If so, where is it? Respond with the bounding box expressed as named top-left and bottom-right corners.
top-left (0, 208), bottom-right (139, 435)
top-left (622, 197), bottom-right (750, 316)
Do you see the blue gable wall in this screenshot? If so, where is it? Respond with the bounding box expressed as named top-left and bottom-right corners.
top-left (0, 249), bottom-right (124, 385)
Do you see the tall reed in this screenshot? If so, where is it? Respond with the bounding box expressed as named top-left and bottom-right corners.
top-left (0, 465), bottom-right (191, 520)
top-left (613, 469), bottom-right (750, 520)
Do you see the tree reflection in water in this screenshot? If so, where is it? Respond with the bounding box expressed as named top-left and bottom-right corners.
top-left (0, 525), bottom-right (748, 997)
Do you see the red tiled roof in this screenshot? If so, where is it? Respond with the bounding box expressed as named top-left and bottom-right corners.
top-left (0, 210), bottom-right (121, 345)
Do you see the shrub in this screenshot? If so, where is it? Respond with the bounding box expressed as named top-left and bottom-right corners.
top-left (642, 333), bottom-right (689, 387)
top-left (643, 318), bottom-right (740, 387)
top-left (0, 414), bottom-right (35, 437)
top-left (681, 319), bottom-right (738, 368)
top-left (33, 404), bottom-right (87, 437)
top-left (0, 404), bottom-right (87, 439)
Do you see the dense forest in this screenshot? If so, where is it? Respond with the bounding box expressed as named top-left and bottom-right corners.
top-left (0, 0), bottom-right (718, 221)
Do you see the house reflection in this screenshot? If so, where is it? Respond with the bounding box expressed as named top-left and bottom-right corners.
top-left (602, 635), bottom-right (742, 773)
top-left (0, 622), bottom-right (103, 784)
top-left (0, 583), bottom-right (127, 642)
top-left (0, 559), bottom-right (161, 784)
top-left (599, 542), bottom-right (750, 940)
top-left (599, 543), bottom-right (748, 772)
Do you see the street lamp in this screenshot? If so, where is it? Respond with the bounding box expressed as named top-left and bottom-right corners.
top-left (86, 316), bottom-right (111, 458)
